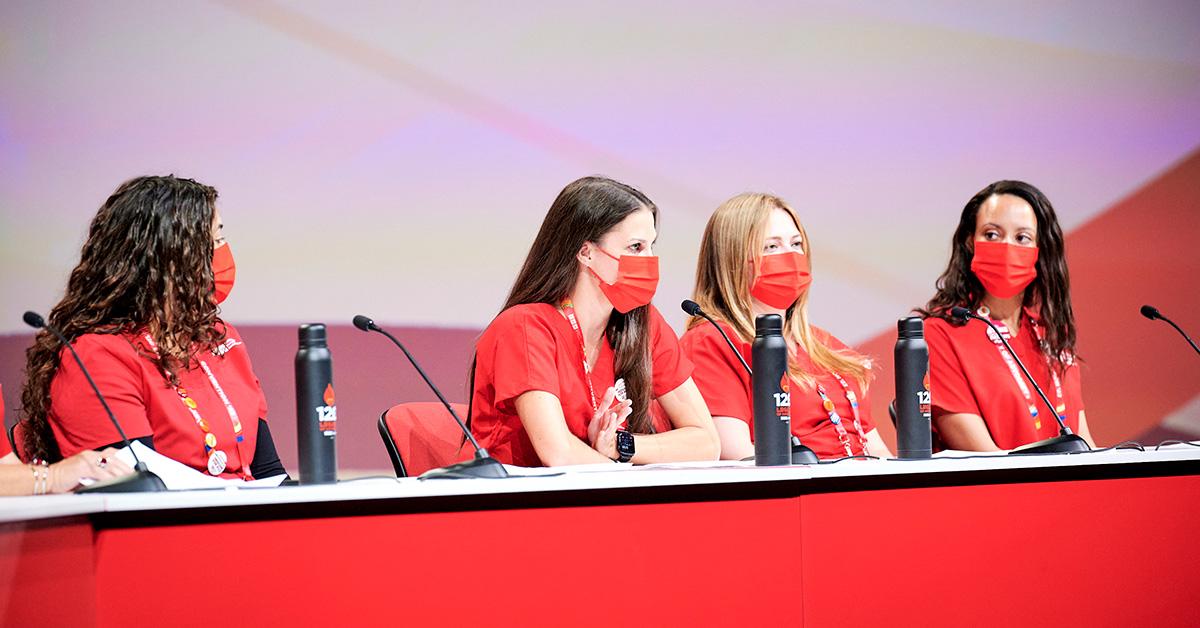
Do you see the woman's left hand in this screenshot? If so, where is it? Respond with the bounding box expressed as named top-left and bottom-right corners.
top-left (587, 387), bottom-right (631, 460)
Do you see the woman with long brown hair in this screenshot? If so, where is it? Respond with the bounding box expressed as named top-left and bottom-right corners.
top-left (921, 180), bottom-right (1095, 451)
top-left (681, 192), bottom-right (891, 460)
top-left (469, 176), bottom-right (719, 466)
top-left (21, 175), bottom-right (287, 479)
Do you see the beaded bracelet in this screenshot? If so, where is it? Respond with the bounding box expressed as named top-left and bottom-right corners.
top-left (29, 458), bottom-right (50, 495)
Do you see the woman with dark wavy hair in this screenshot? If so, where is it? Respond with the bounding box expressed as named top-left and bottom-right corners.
top-left (21, 175), bottom-right (287, 480)
top-left (468, 176), bottom-right (719, 466)
top-left (921, 180), bottom-right (1096, 451)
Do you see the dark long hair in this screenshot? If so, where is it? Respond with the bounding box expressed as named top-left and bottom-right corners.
top-left (468, 176), bottom-right (659, 434)
top-left (920, 180), bottom-right (1076, 373)
top-left (21, 175), bottom-right (225, 461)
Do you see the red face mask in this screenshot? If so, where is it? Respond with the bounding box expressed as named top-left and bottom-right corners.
top-left (970, 240), bottom-right (1038, 299)
top-left (213, 242), bottom-right (236, 304)
top-left (750, 250), bottom-right (811, 310)
top-left (588, 246), bottom-right (659, 314)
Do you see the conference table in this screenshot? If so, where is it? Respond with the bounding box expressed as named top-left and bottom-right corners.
top-left (2, 446), bottom-right (1199, 627)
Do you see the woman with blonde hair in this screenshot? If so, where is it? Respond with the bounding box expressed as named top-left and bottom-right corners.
top-left (681, 192), bottom-right (891, 460)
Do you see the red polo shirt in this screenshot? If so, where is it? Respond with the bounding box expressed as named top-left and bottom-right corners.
top-left (48, 323), bottom-right (268, 479)
top-left (681, 321), bottom-right (876, 460)
top-left (471, 303), bottom-right (692, 467)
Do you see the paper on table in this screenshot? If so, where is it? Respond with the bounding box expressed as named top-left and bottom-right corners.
top-left (106, 441), bottom-right (287, 490)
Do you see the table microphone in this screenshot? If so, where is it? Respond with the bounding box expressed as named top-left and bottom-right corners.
top-left (1140, 305), bottom-right (1200, 357)
top-left (949, 307), bottom-right (1089, 455)
top-left (352, 315), bottom-right (507, 479)
top-left (680, 300), bottom-right (818, 464)
top-left (23, 311), bottom-right (167, 492)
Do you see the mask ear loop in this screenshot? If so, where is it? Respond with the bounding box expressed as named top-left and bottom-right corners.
top-left (584, 242), bottom-right (621, 285)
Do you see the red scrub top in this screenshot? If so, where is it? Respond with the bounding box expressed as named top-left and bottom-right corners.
top-left (48, 322), bottom-right (268, 479)
top-left (680, 321), bottom-right (875, 460)
top-left (471, 303), bottom-right (693, 467)
top-left (925, 312), bottom-right (1084, 450)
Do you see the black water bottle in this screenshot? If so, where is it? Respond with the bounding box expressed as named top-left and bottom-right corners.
top-left (895, 317), bottom-right (932, 459)
top-left (296, 324), bottom-right (337, 484)
top-left (752, 314), bottom-right (791, 466)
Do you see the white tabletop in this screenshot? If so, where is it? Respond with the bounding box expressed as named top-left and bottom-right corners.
top-left (2, 443), bottom-right (1197, 525)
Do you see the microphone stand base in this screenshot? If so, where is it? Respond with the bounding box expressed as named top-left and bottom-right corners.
top-left (791, 443), bottom-right (820, 465)
top-left (76, 470), bottom-right (167, 493)
top-left (1009, 434), bottom-right (1090, 455)
top-left (419, 456), bottom-right (510, 480)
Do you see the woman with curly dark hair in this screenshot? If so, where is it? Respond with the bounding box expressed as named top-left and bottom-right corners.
top-left (21, 175), bottom-right (287, 480)
top-left (921, 180), bottom-right (1096, 451)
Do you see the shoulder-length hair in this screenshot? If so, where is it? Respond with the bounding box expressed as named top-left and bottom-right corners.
top-left (920, 180), bottom-right (1076, 372)
top-left (22, 175), bottom-right (225, 461)
top-left (470, 176), bottom-right (660, 433)
top-left (687, 192), bottom-right (870, 390)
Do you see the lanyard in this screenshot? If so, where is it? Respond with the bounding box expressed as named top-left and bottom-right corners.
top-left (142, 333), bottom-right (252, 480)
top-left (979, 312), bottom-right (1065, 431)
top-left (815, 372), bottom-right (870, 458)
top-left (560, 298), bottom-right (600, 412)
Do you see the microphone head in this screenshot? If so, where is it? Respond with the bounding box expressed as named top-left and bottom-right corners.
top-left (23, 311), bottom-right (46, 329)
top-left (949, 307), bottom-right (971, 321)
top-left (1140, 305), bottom-right (1160, 321)
top-left (681, 300), bottom-right (703, 317)
top-left (352, 315), bottom-right (375, 332)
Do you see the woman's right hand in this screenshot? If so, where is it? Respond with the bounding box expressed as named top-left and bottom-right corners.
top-left (47, 447), bottom-right (134, 494)
top-left (587, 387), bottom-right (632, 460)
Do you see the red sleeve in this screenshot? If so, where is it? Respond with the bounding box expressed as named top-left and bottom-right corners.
top-left (1065, 358), bottom-right (1085, 415)
top-left (925, 318), bottom-right (981, 417)
top-left (680, 323), bottom-right (751, 422)
top-left (649, 305), bottom-right (693, 398)
top-left (0, 384), bottom-right (11, 457)
top-left (49, 335), bottom-right (154, 457)
top-left (489, 308), bottom-right (562, 411)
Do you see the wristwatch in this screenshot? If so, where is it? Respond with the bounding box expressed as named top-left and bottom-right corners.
top-left (615, 430), bottom-right (635, 463)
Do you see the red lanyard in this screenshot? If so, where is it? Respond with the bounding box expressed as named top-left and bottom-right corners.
top-left (814, 372), bottom-right (870, 457)
top-left (980, 311), bottom-right (1065, 430)
top-left (560, 298), bottom-right (600, 412)
top-left (142, 334), bottom-right (252, 480)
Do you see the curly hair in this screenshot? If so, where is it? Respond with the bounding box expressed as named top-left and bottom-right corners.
top-left (920, 180), bottom-right (1076, 373)
top-left (21, 175), bottom-right (226, 461)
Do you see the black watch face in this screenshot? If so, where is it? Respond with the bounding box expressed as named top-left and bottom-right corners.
top-left (616, 430), bottom-right (635, 461)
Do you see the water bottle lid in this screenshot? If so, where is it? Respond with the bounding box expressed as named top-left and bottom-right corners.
top-left (755, 314), bottom-right (783, 336)
top-left (298, 323), bottom-right (328, 347)
top-left (897, 317), bottom-right (924, 338)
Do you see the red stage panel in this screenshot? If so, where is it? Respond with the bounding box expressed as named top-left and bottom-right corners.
top-left (94, 498), bottom-right (801, 627)
top-left (0, 518), bottom-right (97, 627)
top-left (799, 474), bottom-right (1200, 628)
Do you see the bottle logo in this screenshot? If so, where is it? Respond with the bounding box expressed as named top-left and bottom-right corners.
top-left (773, 374), bottom-right (790, 419)
top-left (917, 370), bottom-right (931, 419)
top-left (316, 383), bottom-right (337, 435)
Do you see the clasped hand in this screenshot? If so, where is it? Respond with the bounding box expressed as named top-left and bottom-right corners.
top-left (587, 386), bottom-right (632, 460)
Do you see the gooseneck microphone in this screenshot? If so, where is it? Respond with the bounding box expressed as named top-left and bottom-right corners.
top-left (1141, 305), bottom-right (1200, 357)
top-left (949, 307), bottom-right (1089, 454)
top-left (682, 300), bottom-right (753, 375)
top-left (23, 311), bottom-right (166, 492)
top-left (352, 315), bottom-right (507, 479)
top-left (681, 301), bottom-right (818, 464)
